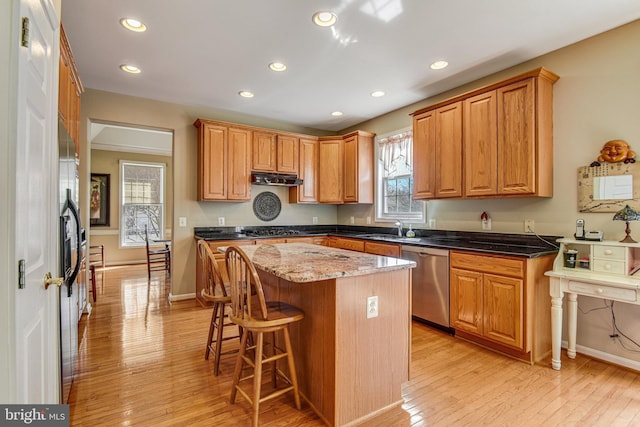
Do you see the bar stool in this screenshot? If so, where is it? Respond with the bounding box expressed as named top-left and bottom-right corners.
top-left (197, 240), bottom-right (240, 376)
top-left (225, 245), bottom-right (304, 427)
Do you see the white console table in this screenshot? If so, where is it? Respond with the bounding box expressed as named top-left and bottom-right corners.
top-left (545, 238), bottom-right (640, 370)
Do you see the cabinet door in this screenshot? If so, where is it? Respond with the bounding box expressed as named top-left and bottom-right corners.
top-left (497, 78), bottom-right (536, 195)
top-left (277, 135), bottom-right (299, 174)
top-left (227, 128), bottom-right (252, 200)
top-left (329, 237), bottom-right (365, 252)
top-left (365, 241), bottom-right (400, 257)
top-left (289, 138), bottom-right (318, 203)
top-left (483, 273), bottom-right (523, 349)
top-left (450, 268), bottom-right (483, 335)
top-left (464, 91), bottom-right (497, 197)
top-left (318, 139), bottom-right (344, 203)
top-left (435, 102), bottom-right (463, 198)
top-left (252, 131), bottom-right (277, 172)
top-left (199, 124), bottom-right (227, 200)
top-left (343, 134), bottom-right (358, 202)
top-left (413, 110), bottom-right (436, 199)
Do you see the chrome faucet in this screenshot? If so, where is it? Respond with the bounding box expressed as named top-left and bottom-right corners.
top-left (395, 221), bottom-right (403, 237)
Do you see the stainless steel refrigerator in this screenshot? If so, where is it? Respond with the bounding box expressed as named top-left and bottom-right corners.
top-left (58, 122), bottom-right (85, 403)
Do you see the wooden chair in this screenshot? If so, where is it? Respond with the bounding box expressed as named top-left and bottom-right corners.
top-left (88, 244), bottom-right (104, 302)
top-left (144, 225), bottom-right (171, 280)
top-left (197, 240), bottom-right (240, 376)
top-left (224, 245), bottom-right (304, 427)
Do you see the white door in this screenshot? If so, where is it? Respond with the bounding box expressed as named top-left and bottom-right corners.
top-left (14, 0), bottom-right (60, 403)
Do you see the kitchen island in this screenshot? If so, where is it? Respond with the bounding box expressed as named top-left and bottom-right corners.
top-left (222, 243), bottom-right (415, 427)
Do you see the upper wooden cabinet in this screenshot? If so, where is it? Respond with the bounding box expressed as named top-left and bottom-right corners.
top-left (289, 137), bottom-right (318, 203)
top-left (343, 131), bottom-right (374, 203)
top-left (252, 132), bottom-right (299, 174)
top-left (318, 138), bottom-right (344, 203)
top-left (194, 119), bottom-right (252, 201)
top-left (412, 67), bottom-right (558, 200)
top-left (58, 24), bottom-right (83, 153)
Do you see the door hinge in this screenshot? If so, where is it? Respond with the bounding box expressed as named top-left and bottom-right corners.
top-left (21, 17), bottom-right (29, 48)
top-left (18, 259), bottom-right (25, 289)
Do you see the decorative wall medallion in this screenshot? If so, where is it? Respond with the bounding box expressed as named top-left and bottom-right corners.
top-left (253, 191), bottom-right (281, 221)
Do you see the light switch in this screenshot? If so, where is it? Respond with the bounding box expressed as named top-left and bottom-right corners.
top-left (179, 217), bottom-right (187, 227)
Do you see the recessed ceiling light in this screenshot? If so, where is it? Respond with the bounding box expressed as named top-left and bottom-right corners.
top-left (238, 91), bottom-right (254, 98)
top-left (120, 64), bottom-right (141, 74)
top-left (269, 62), bottom-right (287, 72)
top-left (120, 18), bottom-right (147, 32)
top-left (371, 91), bottom-right (385, 97)
top-left (331, 111), bottom-right (343, 117)
top-left (313, 11), bottom-right (337, 27)
top-left (430, 60), bottom-right (449, 70)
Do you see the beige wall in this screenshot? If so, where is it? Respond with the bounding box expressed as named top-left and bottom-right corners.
top-left (89, 149), bottom-right (173, 265)
top-left (79, 19), bottom-right (640, 364)
top-left (337, 20), bottom-right (640, 364)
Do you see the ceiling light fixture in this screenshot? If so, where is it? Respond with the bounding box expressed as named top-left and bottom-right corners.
top-left (430, 60), bottom-right (449, 70)
top-left (238, 91), bottom-right (255, 98)
top-left (313, 11), bottom-right (337, 27)
top-left (269, 62), bottom-right (287, 72)
top-left (331, 111), bottom-right (343, 117)
top-left (371, 91), bottom-right (385, 97)
top-left (120, 18), bottom-right (147, 32)
top-left (120, 64), bottom-right (141, 74)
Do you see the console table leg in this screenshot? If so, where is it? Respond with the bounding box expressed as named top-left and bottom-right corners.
top-left (567, 293), bottom-right (578, 359)
top-left (550, 295), bottom-right (563, 370)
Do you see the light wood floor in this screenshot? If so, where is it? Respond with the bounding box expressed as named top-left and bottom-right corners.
top-left (69, 264), bottom-right (640, 426)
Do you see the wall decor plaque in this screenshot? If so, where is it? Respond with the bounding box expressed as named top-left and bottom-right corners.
top-left (253, 191), bottom-right (281, 221)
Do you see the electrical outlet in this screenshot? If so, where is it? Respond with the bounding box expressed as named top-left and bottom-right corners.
top-left (350, 216), bottom-right (355, 224)
top-left (178, 216), bottom-right (187, 227)
top-left (367, 296), bottom-right (378, 319)
top-left (429, 219), bottom-right (436, 229)
top-left (525, 219), bottom-right (535, 233)
top-left (312, 217), bottom-right (318, 225)
top-left (218, 217), bottom-right (225, 226)
top-left (482, 218), bottom-right (492, 231)
top-left (366, 216), bottom-right (371, 224)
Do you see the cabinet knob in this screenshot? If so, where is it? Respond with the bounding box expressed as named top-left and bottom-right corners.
top-left (604, 249), bottom-right (613, 255)
top-left (604, 264), bottom-right (611, 270)
top-left (596, 288), bottom-right (604, 294)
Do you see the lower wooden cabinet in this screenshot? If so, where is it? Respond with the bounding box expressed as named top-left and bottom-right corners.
top-left (364, 241), bottom-right (401, 257)
top-left (450, 250), bottom-right (554, 364)
top-left (328, 236), bottom-right (365, 252)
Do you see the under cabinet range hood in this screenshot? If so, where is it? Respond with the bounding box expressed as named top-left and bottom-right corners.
top-left (251, 172), bottom-right (303, 187)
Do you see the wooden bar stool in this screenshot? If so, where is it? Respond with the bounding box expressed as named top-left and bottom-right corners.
top-left (197, 240), bottom-right (240, 376)
top-left (89, 244), bottom-right (105, 269)
top-left (144, 225), bottom-right (170, 280)
top-left (225, 245), bottom-right (304, 427)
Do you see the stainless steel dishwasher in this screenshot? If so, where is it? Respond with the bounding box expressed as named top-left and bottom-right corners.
top-left (402, 246), bottom-right (452, 333)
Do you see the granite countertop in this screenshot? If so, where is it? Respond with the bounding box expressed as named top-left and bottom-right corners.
top-left (196, 225), bottom-right (561, 258)
top-left (219, 243), bottom-right (415, 283)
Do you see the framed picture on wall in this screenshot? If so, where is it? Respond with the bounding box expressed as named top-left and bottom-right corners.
top-left (90, 173), bottom-right (110, 226)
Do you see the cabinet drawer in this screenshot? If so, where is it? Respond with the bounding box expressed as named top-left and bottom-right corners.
top-left (365, 241), bottom-right (401, 257)
top-left (568, 280), bottom-right (637, 302)
top-left (592, 258), bottom-right (626, 275)
top-left (451, 251), bottom-right (524, 278)
top-left (330, 238), bottom-right (365, 252)
top-left (592, 245), bottom-right (626, 260)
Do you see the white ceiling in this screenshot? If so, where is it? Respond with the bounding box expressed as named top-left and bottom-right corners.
top-left (62, 0), bottom-right (640, 132)
top-left (90, 123), bottom-right (172, 156)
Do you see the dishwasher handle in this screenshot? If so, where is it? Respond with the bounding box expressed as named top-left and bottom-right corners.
top-left (401, 245), bottom-right (449, 257)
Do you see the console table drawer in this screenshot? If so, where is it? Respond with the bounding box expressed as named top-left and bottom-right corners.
top-left (568, 280), bottom-right (637, 302)
top-left (592, 258), bottom-right (626, 274)
top-left (592, 245), bottom-right (626, 260)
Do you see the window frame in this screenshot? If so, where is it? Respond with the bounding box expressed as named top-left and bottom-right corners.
top-left (119, 160), bottom-right (166, 248)
top-left (374, 127), bottom-right (425, 224)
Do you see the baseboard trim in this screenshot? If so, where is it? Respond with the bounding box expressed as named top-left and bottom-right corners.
top-left (169, 293), bottom-right (195, 302)
top-left (562, 340), bottom-right (640, 371)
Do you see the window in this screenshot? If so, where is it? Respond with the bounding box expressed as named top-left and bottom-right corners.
top-left (120, 161), bottom-right (165, 247)
top-left (375, 128), bottom-right (424, 222)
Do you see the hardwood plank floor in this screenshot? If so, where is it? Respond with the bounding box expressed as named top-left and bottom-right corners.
top-left (69, 264), bottom-right (640, 426)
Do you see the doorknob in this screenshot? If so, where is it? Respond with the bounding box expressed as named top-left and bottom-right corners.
top-left (44, 272), bottom-right (64, 289)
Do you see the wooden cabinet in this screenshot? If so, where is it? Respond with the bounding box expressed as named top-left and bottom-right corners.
top-left (327, 237), bottom-right (365, 252)
top-left (364, 241), bottom-right (401, 257)
top-left (343, 131), bottom-right (374, 203)
top-left (450, 250), bottom-right (554, 364)
top-left (318, 138), bottom-right (344, 203)
top-left (252, 131), bottom-right (299, 174)
top-left (58, 23), bottom-right (83, 153)
top-left (194, 119), bottom-right (252, 201)
top-left (412, 102), bottom-right (462, 199)
top-left (413, 67), bottom-right (558, 200)
top-left (289, 138), bottom-right (318, 203)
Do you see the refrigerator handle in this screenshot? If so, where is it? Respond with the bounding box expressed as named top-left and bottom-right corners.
top-left (63, 189), bottom-right (82, 296)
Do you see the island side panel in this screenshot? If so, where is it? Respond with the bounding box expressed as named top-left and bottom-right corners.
top-left (334, 269), bottom-right (411, 426)
top-left (258, 271), bottom-right (337, 426)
